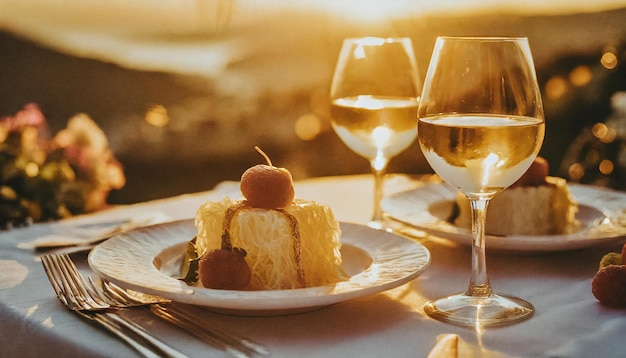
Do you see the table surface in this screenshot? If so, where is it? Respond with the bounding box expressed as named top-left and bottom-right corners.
top-left (1, 174), bottom-right (625, 358)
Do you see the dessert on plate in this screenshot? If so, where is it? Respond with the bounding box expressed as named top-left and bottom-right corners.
top-left (453, 157), bottom-right (579, 236)
top-left (183, 147), bottom-right (346, 290)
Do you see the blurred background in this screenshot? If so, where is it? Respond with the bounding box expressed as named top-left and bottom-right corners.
top-left (1, 0), bottom-right (626, 205)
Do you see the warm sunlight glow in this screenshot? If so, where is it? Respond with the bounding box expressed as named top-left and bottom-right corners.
top-left (313, 0), bottom-right (626, 19)
top-left (372, 126), bottom-right (391, 148)
top-left (482, 153), bottom-right (500, 187)
top-left (355, 96), bottom-right (384, 110)
top-left (2, 0), bottom-right (625, 77)
top-left (353, 45), bottom-right (367, 60)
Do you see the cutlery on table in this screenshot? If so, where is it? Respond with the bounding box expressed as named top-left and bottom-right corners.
top-left (41, 253), bottom-right (189, 358)
top-left (101, 281), bottom-right (270, 358)
top-left (41, 253), bottom-right (270, 357)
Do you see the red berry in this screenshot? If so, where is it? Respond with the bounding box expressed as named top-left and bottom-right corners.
top-left (591, 265), bottom-right (626, 308)
top-left (198, 248), bottom-right (251, 290)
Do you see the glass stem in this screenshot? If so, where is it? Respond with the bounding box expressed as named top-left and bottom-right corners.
top-left (370, 156), bottom-right (389, 223)
top-left (466, 197), bottom-right (493, 297)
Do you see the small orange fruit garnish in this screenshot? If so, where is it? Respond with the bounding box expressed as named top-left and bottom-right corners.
top-left (240, 146), bottom-right (295, 209)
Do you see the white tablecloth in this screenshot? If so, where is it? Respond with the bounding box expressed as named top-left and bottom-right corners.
top-left (1, 175), bottom-right (625, 357)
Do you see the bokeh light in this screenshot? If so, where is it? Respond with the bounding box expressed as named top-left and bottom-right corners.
top-left (145, 105), bottom-right (169, 128)
top-left (24, 162), bottom-right (39, 177)
top-left (592, 122), bottom-right (617, 143)
top-left (599, 159), bottom-right (614, 175)
top-left (568, 162), bottom-right (585, 180)
top-left (600, 48), bottom-right (619, 70)
top-left (295, 113), bottom-right (323, 141)
top-left (569, 65), bottom-right (592, 87)
top-left (544, 76), bottom-right (568, 100)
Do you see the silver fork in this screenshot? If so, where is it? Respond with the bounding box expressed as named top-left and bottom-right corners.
top-left (98, 280), bottom-right (271, 358)
top-left (41, 254), bottom-right (189, 358)
top-left (43, 253), bottom-right (270, 358)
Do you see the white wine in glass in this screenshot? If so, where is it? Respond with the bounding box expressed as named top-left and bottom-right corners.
top-left (330, 37), bottom-right (421, 229)
top-left (418, 37), bottom-right (545, 327)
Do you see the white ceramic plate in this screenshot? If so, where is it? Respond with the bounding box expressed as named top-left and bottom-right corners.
top-left (381, 183), bottom-right (626, 252)
top-left (88, 220), bottom-right (430, 315)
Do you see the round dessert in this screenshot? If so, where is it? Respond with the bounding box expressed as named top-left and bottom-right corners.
top-left (453, 158), bottom-right (579, 236)
top-left (186, 147), bottom-right (346, 290)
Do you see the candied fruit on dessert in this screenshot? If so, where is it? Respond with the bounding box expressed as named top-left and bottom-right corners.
top-left (184, 146), bottom-right (345, 291)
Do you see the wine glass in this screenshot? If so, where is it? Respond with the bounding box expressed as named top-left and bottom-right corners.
top-left (330, 37), bottom-right (421, 229)
top-left (418, 37), bottom-right (545, 327)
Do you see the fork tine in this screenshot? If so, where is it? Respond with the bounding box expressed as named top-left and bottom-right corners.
top-left (56, 254), bottom-right (110, 310)
top-left (98, 279), bottom-right (141, 306)
top-left (102, 280), bottom-right (270, 357)
top-left (41, 254), bottom-right (190, 358)
top-left (41, 255), bottom-right (71, 308)
top-left (87, 277), bottom-right (122, 307)
top-left (43, 254), bottom-right (85, 310)
top-left (45, 253), bottom-right (268, 358)
top-left (100, 280), bottom-right (169, 307)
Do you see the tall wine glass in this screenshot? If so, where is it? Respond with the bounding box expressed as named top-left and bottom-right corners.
top-left (330, 37), bottom-right (421, 229)
top-left (418, 37), bottom-right (545, 327)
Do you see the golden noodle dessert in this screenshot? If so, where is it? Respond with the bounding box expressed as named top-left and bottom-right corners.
top-left (453, 158), bottom-right (579, 236)
top-left (195, 198), bottom-right (344, 290)
top-left (182, 147), bottom-right (346, 290)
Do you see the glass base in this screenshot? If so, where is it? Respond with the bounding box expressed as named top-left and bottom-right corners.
top-left (424, 292), bottom-right (534, 328)
top-left (366, 219), bottom-right (387, 230)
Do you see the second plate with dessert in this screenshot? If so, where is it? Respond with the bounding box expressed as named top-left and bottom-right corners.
top-left (88, 220), bottom-right (431, 315)
top-left (381, 182), bottom-right (626, 252)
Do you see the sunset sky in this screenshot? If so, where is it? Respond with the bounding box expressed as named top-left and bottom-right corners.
top-left (1, 0), bottom-right (624, 81)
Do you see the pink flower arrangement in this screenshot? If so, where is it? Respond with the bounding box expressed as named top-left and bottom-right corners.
top-left (0, 104), bottom-right (126, 228)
